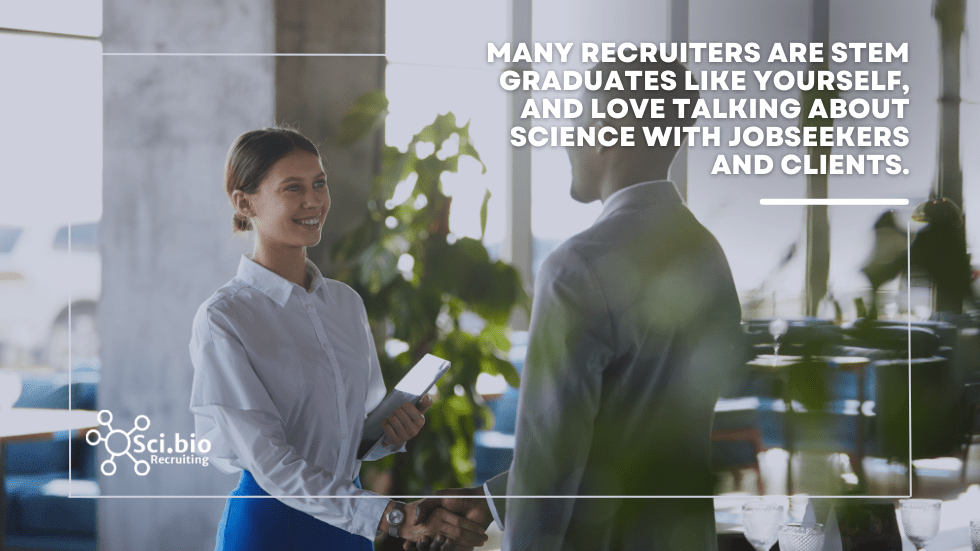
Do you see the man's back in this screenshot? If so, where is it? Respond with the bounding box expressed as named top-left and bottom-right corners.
top-left (504, 181), bottom-right (741, 551)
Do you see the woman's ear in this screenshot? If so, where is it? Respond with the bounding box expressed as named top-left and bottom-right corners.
top-left (231, 189), bottom-right (254, 218)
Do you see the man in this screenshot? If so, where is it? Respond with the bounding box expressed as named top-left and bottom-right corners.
top-left (414, 58), bottom-right (742, 551)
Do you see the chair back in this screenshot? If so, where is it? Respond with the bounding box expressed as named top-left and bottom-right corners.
top-left (875, 356), bottom-right (961, 461)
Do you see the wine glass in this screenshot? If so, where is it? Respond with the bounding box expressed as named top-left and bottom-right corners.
top-left (969, 518), bottom-right (979, 551)
top-left (778, 522), bottom-right (825, 551)
top-left (742, 502), bottom-right (784, 551)
top-left (768, 318), bottom-right (788, 363)
top-left (898, 499), bottom-right (941, 550)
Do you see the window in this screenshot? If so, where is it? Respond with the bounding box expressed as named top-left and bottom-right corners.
top-left (0, 227), bottom-right (23, 254)
top-left (0, 2), bottom-right (102, 368)
top-left (0, 0), bottom-right (101, 37)
top-left (388, 0), bottom-right (967, 321)
top-left (385, 3), bottom-right (509, 251)
top-left (529, 0), bottom-right (666, 278)
top-left (52, 223), bottom-right (99, 253)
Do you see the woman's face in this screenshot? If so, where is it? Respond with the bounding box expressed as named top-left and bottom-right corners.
top-left (238, 150), bottom-right (330, 249)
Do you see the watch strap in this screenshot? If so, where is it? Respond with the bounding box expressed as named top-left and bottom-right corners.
top-left (387, 501), bottom-right (406, 538)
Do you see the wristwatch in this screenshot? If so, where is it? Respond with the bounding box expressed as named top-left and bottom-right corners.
top-left (386, 501), bottom-right (406, 538)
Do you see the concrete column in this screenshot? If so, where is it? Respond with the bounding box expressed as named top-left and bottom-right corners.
top-left (805, 0), bottom-right (831, 316)
top-left (100, 2), bottom-right (274, 550)
top-left (666, 0), bottom-right (689, 201)
top-left (503, 0), bottom-right (533, 329)
top-left (273, 0), bottom-right (386, 273)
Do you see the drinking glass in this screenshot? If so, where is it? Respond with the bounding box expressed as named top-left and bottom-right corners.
top-left (969, 518), bottom-right (979, 551)
top-left (778, 522), bottom-right (824, 551)
top-left (769, 318), bottom-right (788, 363)
top-left (742, 502), bottom-right (784, 551)
top-left (898, 499), bottom-right (941, 550)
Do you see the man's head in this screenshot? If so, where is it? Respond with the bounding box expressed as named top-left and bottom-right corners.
top-left (567, 59), bottom-right (700, 203)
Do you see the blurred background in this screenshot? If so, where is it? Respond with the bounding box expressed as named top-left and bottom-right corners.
top-left (1, 0), bottom-right (980, 550)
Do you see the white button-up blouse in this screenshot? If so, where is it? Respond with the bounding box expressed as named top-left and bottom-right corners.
top-left (189, 253), bottom-right (399, 540)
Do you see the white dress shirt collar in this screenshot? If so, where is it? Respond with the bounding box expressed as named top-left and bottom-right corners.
top-left (236, 253), bottom-right (324, 306)
top-left (595, 180), bottom-right (683, 226)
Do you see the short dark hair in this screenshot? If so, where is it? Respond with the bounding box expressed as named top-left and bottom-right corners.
top-left (224, 126), bottom-right (323, 232)
top-left (583, 59), bottom-right (701, 136)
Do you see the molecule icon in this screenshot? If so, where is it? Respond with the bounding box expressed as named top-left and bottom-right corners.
top-left (86, 410), bottom-right (151, 476)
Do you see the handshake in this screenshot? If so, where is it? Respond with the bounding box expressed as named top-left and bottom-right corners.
top-left (396, 486), bottom-right (494, 551)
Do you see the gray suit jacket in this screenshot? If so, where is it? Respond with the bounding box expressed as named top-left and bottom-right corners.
top-left (487, 181), bottom-right (742, 551)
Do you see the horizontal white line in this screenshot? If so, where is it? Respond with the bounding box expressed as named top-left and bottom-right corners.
top-left (103, 53), bottom-right (385, 57)
top-left (761, 198), bottom-right (909, 206)
top-left (74, 494), bottom-right (913, 499)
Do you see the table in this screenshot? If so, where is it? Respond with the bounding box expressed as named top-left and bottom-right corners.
top-left (817, 355), bottom-right (873, 490)
top-left (745, 355), bottom-right (805, 494)
top-left (718, 519), bottom-right (974, 551)
top-left (716, 490), bottom-right (980, 551)
top-left (0, 408), bottom-right (98, 551)
top-left (745, 355), bottom-right (872, 494)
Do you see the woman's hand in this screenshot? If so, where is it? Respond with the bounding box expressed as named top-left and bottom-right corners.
top-left (382, 395), bottom-right (433, 448)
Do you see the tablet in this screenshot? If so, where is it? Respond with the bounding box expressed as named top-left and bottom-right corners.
top-left (357, 354), bottom-right (451, 460)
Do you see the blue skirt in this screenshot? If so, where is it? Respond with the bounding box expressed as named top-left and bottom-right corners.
top-left (215, 470), bottom-right (374, 551)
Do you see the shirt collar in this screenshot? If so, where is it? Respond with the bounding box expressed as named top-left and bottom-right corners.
top-left (236, 253), bottom-right (325, 306)
top-left (594, 180), bottom-right (682, 225)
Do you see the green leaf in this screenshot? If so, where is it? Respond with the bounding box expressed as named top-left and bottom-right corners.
top-left (417, 113), bottom-right (459, 150)
top-left (455, 237), bottom-right (491, 263)
top-left (451, 440), bottom-right (474, 476)
top-left (376, 145), bottom-right (418, 202)
top-left (336, 90), bottom-right (389, 146)
top-left (457, 121), bottom-right (486, 174)
top-left (492, 355), bottom-right (521, 388)
top-left (479, 188), bottom-right (491, 240)
top-left (332, 97), bottom-right (528, 493)
top-left (479, 323), bottom-right (510, 354)
top-left (357, 242), bottom-right (399, 294)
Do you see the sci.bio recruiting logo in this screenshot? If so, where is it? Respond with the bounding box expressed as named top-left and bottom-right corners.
top-left (85, 410), bottom-right (211, 475)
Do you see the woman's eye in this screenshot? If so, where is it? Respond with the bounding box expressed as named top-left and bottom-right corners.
top-left (314, 180), bottom-right (327, 188)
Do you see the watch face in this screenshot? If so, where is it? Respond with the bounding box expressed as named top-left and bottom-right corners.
top-left (389, 508), bottom-right (405, 525)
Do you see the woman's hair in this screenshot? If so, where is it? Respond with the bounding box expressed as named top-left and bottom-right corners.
top-left (224, 126), bottom-right (322, 232)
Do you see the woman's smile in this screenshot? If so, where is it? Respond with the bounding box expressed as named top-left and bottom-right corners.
top-left (293, 215), bottom-right (323, 229)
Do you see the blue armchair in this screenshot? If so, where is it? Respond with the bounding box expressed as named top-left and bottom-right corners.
top-left (5, 371), bottom-right (98, 551)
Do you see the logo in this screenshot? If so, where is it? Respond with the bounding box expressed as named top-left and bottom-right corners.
top-left (86, 410), bottom-right (211, 476)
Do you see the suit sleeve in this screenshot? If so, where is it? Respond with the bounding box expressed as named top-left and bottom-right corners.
top-left (502, 248), bottom-right (615, 551)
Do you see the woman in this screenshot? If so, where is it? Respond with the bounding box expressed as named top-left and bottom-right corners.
top-left (188, 127), bottom-right (487, 551)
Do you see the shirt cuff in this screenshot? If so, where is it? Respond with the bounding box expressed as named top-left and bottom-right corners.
top-left (385, 438), bottom-right (407, 454)
top-left (363, 438), bottom-right (407, 462)
top-left (483, 482), bottom-right (504, 531)
top-left (351, 495), bottom-right (391, 541)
